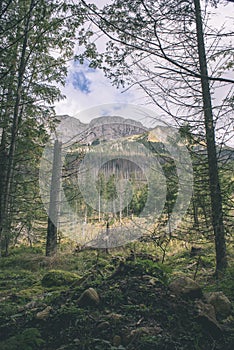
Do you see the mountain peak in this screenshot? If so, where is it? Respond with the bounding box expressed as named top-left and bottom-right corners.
top-left (56, 115), bottom-right (148, 144)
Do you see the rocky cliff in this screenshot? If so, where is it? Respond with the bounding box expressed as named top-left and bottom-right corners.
top-left (56, 115), bottom-right (148, 144)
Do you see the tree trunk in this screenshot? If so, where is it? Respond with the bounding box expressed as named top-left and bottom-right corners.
top-left (194, 0), bottom-right (227, 273)
top-left (0, 129), bottom-right (8, 256)
top-left (46, 139), bottom-right (62, 256)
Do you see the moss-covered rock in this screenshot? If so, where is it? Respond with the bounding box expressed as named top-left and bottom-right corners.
top-left (36, 306), bottom-right (53, 320)
top-left (204, 291), bottom-right (232, 319)
top-left (195, 300), bottom-right (223, 339)
top-left (77, 287), bottom-right (100, 307)
top-left (41, 270), bottom-right (80, 287)
top-left (169, 275), bottom-right (202, 298)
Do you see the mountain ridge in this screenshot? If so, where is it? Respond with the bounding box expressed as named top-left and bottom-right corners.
top-left (56, 115), bottom-right (148, 144)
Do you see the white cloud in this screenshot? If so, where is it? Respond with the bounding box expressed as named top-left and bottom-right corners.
top-left (55, 2), bottom-right (233, 146)
top-left (55, 61), bottom-right (139, 123)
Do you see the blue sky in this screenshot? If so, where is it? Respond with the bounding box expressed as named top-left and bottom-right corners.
top-left (72, 71), bottom-right (91, 94)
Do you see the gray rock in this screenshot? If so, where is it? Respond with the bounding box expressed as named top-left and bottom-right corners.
top-left (35, 306), bottom-right (52, 320)
top-left (77, 287), bottom-right (100, 307)
top-left (195, 300), bottom-right (223, 338)
top-left (204, 291), bottom-right (232, 319)
top-left (169, 276), bottom-right (202, 298)
top-left (96, 321), bottom-right (110, 331)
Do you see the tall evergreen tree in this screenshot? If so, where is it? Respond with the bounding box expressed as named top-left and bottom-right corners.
top-left (0, 0), bottom-right (86, 254)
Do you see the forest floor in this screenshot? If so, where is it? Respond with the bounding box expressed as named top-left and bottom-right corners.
top-left (0, 240), bottom-right (233, 350)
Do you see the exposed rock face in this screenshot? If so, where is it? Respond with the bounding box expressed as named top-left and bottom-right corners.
top-left (77, 287), bottom-right (100, 307)
top-left (56, 115), bottom-right (148, 145)
top-left (56, 115), bottom-right (87, 143)
top-left (204, 292), bottom-right (232, 319)
top-left (169, 276), bottom-right (203, 299)
top-left (195, 299), bottom-right (216, 319)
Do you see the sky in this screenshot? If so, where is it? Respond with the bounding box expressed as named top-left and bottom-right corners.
top-left (55, 59), bottom-right (139, 122)
top-left (54, 1), bottom-right (234, 145)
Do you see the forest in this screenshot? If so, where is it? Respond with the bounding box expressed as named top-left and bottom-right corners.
top-left (0, 0), bottom-right (233, 349)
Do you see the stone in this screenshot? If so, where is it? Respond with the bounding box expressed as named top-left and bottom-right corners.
top-left (106, 312), bottom-right (123, 320)
top-left (122, 326), bottom-right (162, 345)
top-left (77, 287), bottom-right (100, 307)
top-left (204, 292), bottom-right (232, 319)
top-left (195, 300), bottom-right (223, 338)
top-left (113, 335), bottom-right (122, 346)
top-left (169, 276), bottom-right (202, 298)
top-left (195, 300), bottom-right (216, 320)
top-left (36, 306), bottom-right (52, 320)
top-left (96, 321), bottom-right (110, 331)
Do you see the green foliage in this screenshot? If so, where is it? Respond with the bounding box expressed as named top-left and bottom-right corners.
top-left (0, 328), bottom-right (44, 350)
top-left (220, 266), bottom-right (234, 300)
top-left (139, 336), bottom-right (161, 350)
top-left (0, 270), bottom-right (37, 291)
top-left (0, 0), bottom-right (89, 251)
top-left (128, 259), bottom-right (170, 285)
top-left (203, 265), bottom-right (234, 301)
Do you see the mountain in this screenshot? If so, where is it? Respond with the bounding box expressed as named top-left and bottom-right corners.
top-left (56, 115), bottom-right (234, 164)
top-left (56, 115), bottom-right (148, 144)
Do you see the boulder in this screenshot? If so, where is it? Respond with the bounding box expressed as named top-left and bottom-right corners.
top-left (204, 292), bottom-right (232, 319)
top-left (36, 306), bottom-right (52, 320)
top-left (77, 287), bottom-right (100, 307)
top-left (169, 276), bottom-right (202, 299)
top-left (195, 300), bottom-right (223, 338)
top-left (113, 335), bottom-right (122, 347)
top-left (41, 270), bottom-right (80, 287)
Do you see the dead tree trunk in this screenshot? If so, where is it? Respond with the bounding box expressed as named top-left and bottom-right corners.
top-left (46, 139), bottom-right (62, 256)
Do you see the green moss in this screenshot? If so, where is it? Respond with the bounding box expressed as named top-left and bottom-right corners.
top-left (41, 269), bottom-right (80, 287)
top-left (203, 266), bottom-right (234, 302)
top-left (0, 270), bottom-right (37, 292)
top-left (128, 259), bottom-right (170, 285)
top-left (17, 286), bottom-right (44, 299)
top-left (200, 255), bottom-right (215, 268)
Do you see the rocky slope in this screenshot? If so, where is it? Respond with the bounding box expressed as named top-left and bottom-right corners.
top-left (56, 115), bottom-right (148, 145)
